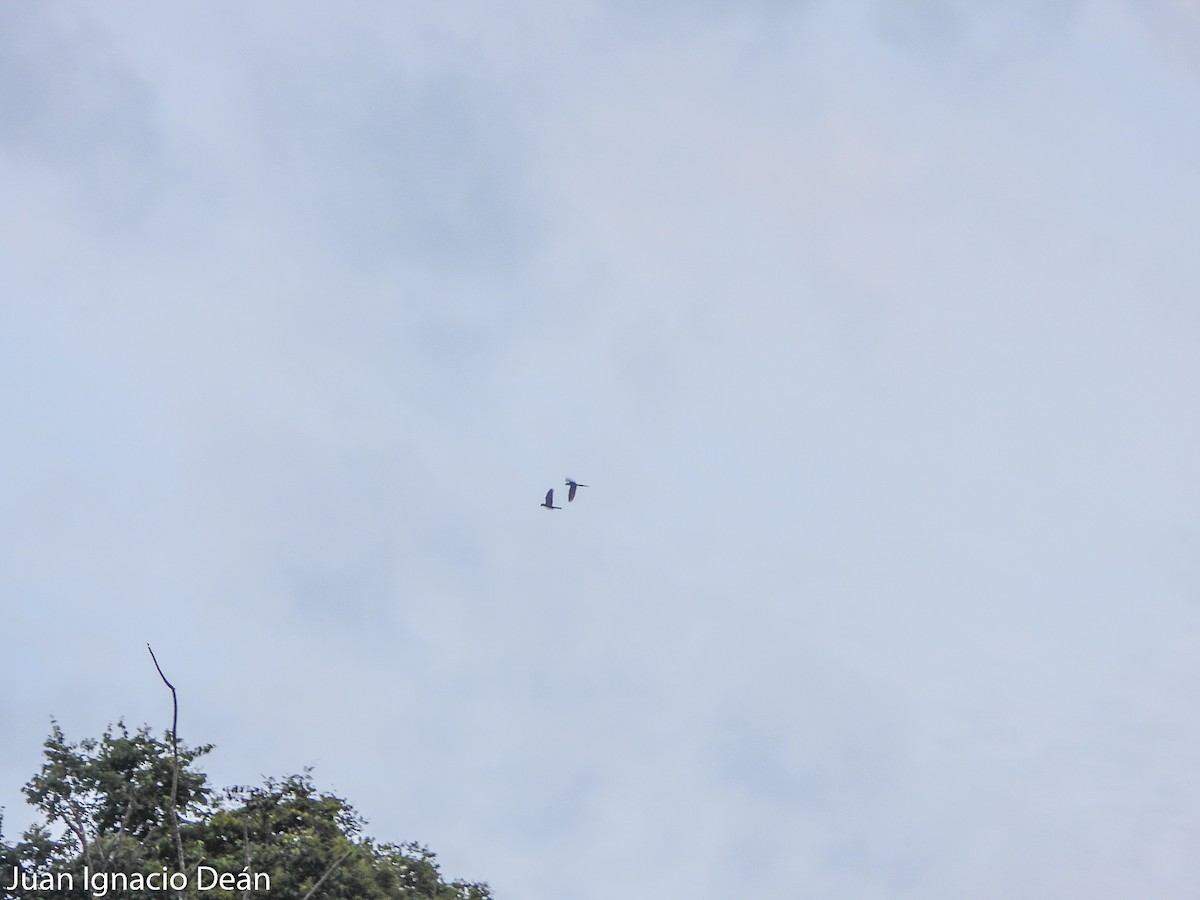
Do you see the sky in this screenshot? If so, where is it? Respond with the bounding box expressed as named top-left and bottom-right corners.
top-left (1, 2), bottom-right (1198, 898)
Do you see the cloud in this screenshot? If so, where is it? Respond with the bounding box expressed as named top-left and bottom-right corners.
top-left (2, 3), bottom-right (1198, 899)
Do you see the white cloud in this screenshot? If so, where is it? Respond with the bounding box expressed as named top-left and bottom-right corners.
top-left (2, 3), bottom-right (1198, 898)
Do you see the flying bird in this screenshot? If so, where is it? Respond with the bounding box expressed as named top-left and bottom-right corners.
top-left (540, 489), bottom-right (561, 510)
top-left (565, 479), bottom-right (588, 502)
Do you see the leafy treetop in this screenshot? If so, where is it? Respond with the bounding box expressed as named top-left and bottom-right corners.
top-left (1, 723), bottom-right (491, 900)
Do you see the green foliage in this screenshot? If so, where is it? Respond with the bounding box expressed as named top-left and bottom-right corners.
top-left (24, 721), bottom-right (211, 858)
top-left (1, 725), bottom-right (491, 900)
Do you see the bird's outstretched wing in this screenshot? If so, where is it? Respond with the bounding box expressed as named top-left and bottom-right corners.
top-left (544, 489), bottom-right (555, 506)
top-left (568, 482), bottom-right (577, 502)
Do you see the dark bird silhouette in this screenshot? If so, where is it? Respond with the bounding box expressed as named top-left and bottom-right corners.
top-left (565, 479), bottom-right (588, 502)
top-left (541, 489), bottom-right (561, 510)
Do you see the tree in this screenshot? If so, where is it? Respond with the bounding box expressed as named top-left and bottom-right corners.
top-left (1, 724), bottom-right (491, 900)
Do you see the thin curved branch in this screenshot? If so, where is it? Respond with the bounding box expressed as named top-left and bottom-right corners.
top-left (147, 644), bottom-right (186, 883)
top-left (102, 784), bottom-right (141, 868)
top-left (300, 850), bottom-right (354, 900)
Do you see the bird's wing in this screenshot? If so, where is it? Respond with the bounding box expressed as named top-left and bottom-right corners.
top-left (545, 489), bottom-right (554, 505)
top-left (568, 483), bottom-right (577, 502)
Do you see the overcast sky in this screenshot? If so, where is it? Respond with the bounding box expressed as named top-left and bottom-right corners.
top-left (2, 2), bottom-right (1199, 898)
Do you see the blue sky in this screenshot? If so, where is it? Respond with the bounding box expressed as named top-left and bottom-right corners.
top-left (2, 3), bottom-right (1199, 898)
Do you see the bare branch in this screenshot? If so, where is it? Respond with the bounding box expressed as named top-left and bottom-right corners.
top-left (102, 784), bottom-right (141, 868)
top-left (64, 801), bottom-right (90, 864)
top-left (300, 850), bottom-right (354, 900)
top-left (147, 643), bottom-right (186, 891)
top-left (147, 644), bottom-right (178, 748)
